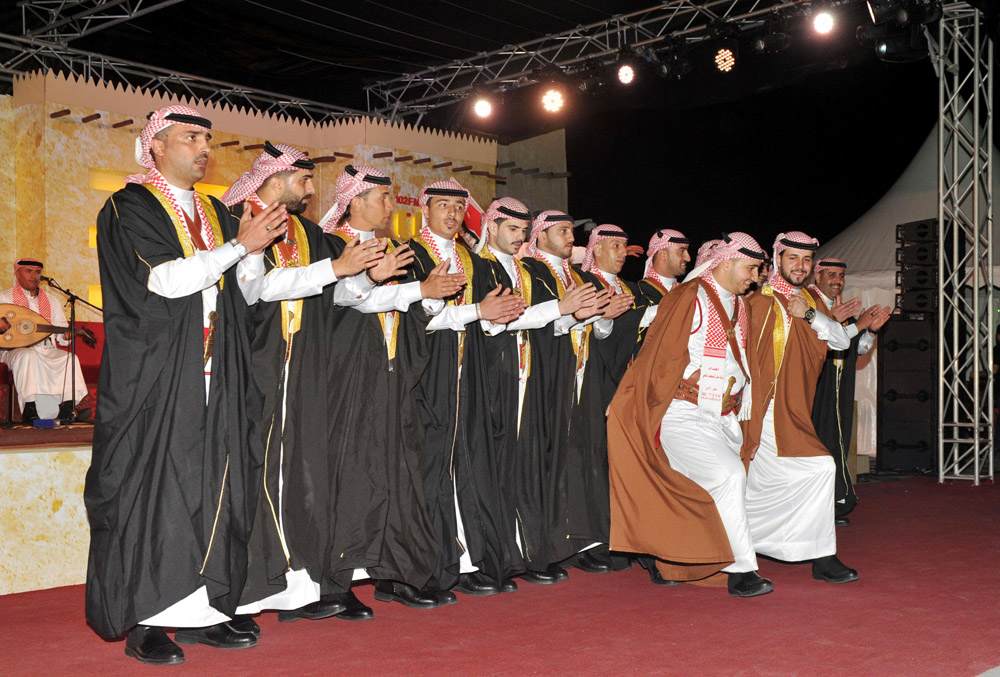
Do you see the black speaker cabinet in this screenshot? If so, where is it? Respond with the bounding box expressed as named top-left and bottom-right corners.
top-left (896, 242), bottom-right (938, 267)
top-left (877, 319), bottom-right (938, 473)
top-left (896, 218), bottom-right (937, 243)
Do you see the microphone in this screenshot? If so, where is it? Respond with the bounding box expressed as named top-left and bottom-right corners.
top-left (40, 275), bottom-right (53, 284)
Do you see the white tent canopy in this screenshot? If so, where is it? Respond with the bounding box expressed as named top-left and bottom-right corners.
top-left (817, 125), bottom-right (1000, 458)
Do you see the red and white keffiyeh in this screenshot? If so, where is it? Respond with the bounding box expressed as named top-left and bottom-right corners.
top-left (479, 197), bottom-right (531, 252)
top-left (695, 232), bottom-right (765, 421)
top-left (221, 141), bottom-right (314, 206)
top-left (126, 105), bottom-right (212, 183)
top-left (644, 228), bottom-right (688, 277)
top-left (768, 231), bottom-right (820, 296)
top-left (524, 209), bottom-right (573, 259)
top-left (124, 105), bottom-right (217, 250)
top-left (11, 259), bottom-right (51, 322)
top-left (319, 164), bottom-right (392, 233)
top-left (581, 224), bottom-right (627, 275)
top-left (814, 256), bottom-right (846, 274)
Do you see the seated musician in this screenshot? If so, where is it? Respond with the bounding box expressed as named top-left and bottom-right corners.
top-left (0, 259), bottom-right (88, 424)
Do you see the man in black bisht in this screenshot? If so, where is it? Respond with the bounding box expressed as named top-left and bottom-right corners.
top-left (402, 178), bottom-right (526, 604)
top-left (86, 106), bottom-right (286, 665)
top-left (809, 257), bottom-right (890, 525)
top-left (316, 165), bottom-right (466, 613)
top-left (473, 198), bottom-right (599, 587)
top-left (517, 210), bottom-right (621, 582)
top-left (221, 145), bottom-right (403, 626)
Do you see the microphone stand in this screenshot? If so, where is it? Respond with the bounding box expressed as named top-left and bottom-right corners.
top-left (42, 278), bottom-right (101, 425)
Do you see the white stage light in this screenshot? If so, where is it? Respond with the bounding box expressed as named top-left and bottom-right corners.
top-left (714, 48), bottom-right (736, 73)
top-left (473, 98), bottom-right (492, 118)
top-left (617, 64), bottom-right (635, 85)
top-left (542, 88), bottom-right (564, 112)
top-left (814, 11), bottom-right (834, 34)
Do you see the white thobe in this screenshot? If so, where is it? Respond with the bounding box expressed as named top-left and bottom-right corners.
top-left (0, 288), bottom-right (88, 416)
top-left (657, 284), bottom-right (758, 573)
top-left (744, 288), bottom-right (849, 562)
top-left (814, 289), bottom-right (876, 356)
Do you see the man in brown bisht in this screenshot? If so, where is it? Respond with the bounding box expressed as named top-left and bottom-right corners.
top-left (608, 232), bottom-right (775, 596)
top-left (741, 231), bottom-right (859, 586)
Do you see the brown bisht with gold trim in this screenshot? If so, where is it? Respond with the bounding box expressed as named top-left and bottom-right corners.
top-left (606, 279), bottom-right (736, 584)
top-left (740, 287), bottom-right (832, 461)
top-left (86, 184), bottom-right (263, 638)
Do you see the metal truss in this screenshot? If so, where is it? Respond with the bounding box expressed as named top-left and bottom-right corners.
top-left (18, 0), bottom-right (185, 42)
top-left (0, 32), bottom-right (367, 123)
top-left (365, 0), bottom-right (814, 122)
top-left (929, 2), bottom-right (994, 483)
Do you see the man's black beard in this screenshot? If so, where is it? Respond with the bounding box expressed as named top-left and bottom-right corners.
top-left (779, 267), bottom-right (807, 288)
top-left (281, 191), bottom-right (312, 215)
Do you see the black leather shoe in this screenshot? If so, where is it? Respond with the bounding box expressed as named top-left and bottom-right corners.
top-left (546, 564), bottom-right (569, 581)
top-left (277, 597), bottom-right (347, 622)
top-left (500, 578), bottom-right (518, 593)
top-left (373, 581), bottom-right (439, 609)
top-left (454, 571), bottom-right (500, 596)
top-left (637, 556), bottom-right (679, 587)
top-left (21, 401), bottom-right (38, 426)
top-left (174, 623), bottom-right (257, 649)
top-left (520, 569), bottom-right (560, 585)
top-left (835, 517), bottom-right (850, 527)
top-left (728, 571), bottom-right (774, 598)
top-left (430, 589), bottom-right (457, 606)
top-left (812, 555), bottom-right (859, 583)
top-left (228, 615), bottom-right (261, 638)
top-left (125, 626), bottom-right (185, 666)
top-left (571, 550), bottom-right (614, 574)
top-left (328, 590), bottom-right (374, 621)
top-left (57, 400), bottom-right (74, 424)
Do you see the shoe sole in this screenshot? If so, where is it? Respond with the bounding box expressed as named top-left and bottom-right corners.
top-left (373, 589), bottom-right (439, 609)
top-left (124, 647), bottom-right (185, 665)
top-left (728, 584), bottom-right (774, 598)
top-left (519, 576), bottom-right (560, 585)
top-left (173, 635), bottom-right (258, 649)
top-left (277, 606), bottom-right (346, 622)
top-left (453, 586), bottom-right (500, 597)
top-left (812, 572), bottom-right (860, 584)
top-left (334, 611), bottom-right (375, 621)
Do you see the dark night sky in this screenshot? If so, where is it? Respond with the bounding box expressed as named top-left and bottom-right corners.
top-left (565, 57), bottom-right (938, 279)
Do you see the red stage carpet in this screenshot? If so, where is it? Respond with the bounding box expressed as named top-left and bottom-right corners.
top-left (2, 476), bottom-right (998, 676)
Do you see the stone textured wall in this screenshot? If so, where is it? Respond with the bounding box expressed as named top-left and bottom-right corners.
top-left (0, 448), bottom-right (91, 594)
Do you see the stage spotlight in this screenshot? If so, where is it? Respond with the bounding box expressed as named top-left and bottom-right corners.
top-left (867, 0), bottom-right (907, 25)
top-left (714, 46), bottom-right (736, 73)
top-left (752, 32), bottom-right (791, 54)
top-left (473, 97), bottom-right (492, 118)
top-left (617, 63), bottom-right (635, 85)
top-left (713, 37), bottom-right (739, 73)
top-left (875, 24), bottom-right (929, 62)
top-left (542, 88), bottom-right (564, 113)
top-left (813, 11), bottom-right (835, 34)
top-left (868, 0), bottom-right (941, 26)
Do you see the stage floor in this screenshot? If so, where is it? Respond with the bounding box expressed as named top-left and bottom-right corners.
top-left (0, 421), bottom-right (93, 448)
top-left (1, 476), bottom-right (998, 676)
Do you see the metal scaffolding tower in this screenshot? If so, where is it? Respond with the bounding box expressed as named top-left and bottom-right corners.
top-left (929, 2), bottom-right (994, 483)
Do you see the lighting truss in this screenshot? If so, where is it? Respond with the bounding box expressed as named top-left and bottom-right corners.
top-left (17, 0), bottom-right (185, 42)
top-left (929, 2), bottom-right (994, 483)
top-left (0, 32), bottom-right (367, 123)
top-left (364, 0), bottom-right (815, 122)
